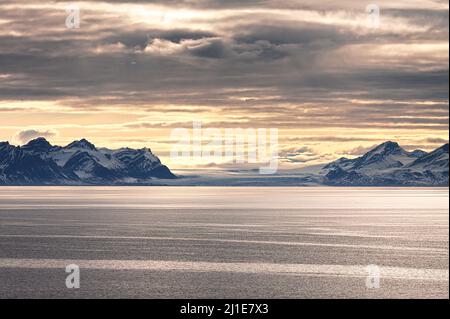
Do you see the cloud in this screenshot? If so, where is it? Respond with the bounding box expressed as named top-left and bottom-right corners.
top-left (341, 145), bottom-right (379, 156)
top-left (0, 0), bottom-right (448, 158)
top-left (187, 39), bottom-right (231, 59)
top-left (14, 129), bottom-right (58, 144)
top-left (278, 146), bottom-right (328, 164)
top-left (424, 137), bottom-right (449, 144)
top-left (286, 136), bottom-right (382, 143)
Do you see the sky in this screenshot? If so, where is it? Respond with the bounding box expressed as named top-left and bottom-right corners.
top-left (0, 0), bottom-right (448, 170)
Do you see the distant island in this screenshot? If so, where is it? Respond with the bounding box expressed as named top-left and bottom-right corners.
top-left (0, 138), bottom-right (448, 186)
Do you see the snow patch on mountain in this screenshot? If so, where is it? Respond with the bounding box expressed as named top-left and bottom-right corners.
top-left (0, 138), bottom-right (176, 185)
top-left (323, 142), bottom-right (448, 186)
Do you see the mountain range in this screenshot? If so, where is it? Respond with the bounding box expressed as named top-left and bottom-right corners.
top-left (321, 141), bottom-right (448, 186)
top-left (0, 138), bottom-right (448, 186)
top-left (0, 138), bottom-right (176, 185)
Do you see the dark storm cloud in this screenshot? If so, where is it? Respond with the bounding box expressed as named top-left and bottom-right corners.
top-left (233, 23), bottom-right (353, 46)
top-left (0, 0), bottom-right (448, 132)
top-left (188, 39), bottom-right (230, 58)
top-left (103, 29), bottom-right (217, 50)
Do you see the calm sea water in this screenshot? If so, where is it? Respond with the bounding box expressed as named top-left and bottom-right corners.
top-left (0, 187), bottom-right (448, 298)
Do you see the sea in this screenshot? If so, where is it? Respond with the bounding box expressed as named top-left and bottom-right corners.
top-left (0, 187), bottom-right (448, 298)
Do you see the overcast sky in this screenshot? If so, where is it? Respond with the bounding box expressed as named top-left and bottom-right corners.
top-left (0, 0), bottom-right (448, 169)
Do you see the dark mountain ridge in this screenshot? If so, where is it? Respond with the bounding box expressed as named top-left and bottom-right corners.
top-left (323, 142), bottom-right (448, 186)
top-left (0, 138), bottom-right (176, 185)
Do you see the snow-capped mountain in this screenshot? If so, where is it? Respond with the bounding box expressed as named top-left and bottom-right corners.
top-left (0, 140), bottom-right (78, 185)
top-left (407, 143), bottom-right (449, 172)
top-left (323, 142), bottom-right (448, 186)
top-left (1, 138), bottom-right (448, 186)
top-left (323, 142), bottom-right (424, 174)
top-left (0, 138), bottom-right (176, 185)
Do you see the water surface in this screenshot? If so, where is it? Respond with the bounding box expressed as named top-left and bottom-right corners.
top-left (0, 187), bottom-right (448, 298)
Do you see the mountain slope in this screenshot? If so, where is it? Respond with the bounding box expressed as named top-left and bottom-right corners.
top-left (407, 144), bottom-right (449, 171)
top-left (323, 141), bottom-right (425, 175)
top-left (323, 142), bottom-right (448, 186)
top-left (0, 138), bottom-right (176, 185)
top-left (0, 140), bottom-right (78, 185)
top-left (1, 138), bottom-right (447, 186)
